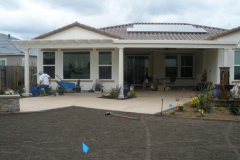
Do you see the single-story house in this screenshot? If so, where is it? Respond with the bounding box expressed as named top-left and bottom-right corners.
top-left (0, 33), bottom-right (37, 66)
top-left (15, 22), bottom-right (240, 97)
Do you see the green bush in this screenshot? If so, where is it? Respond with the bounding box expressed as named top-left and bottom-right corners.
top-left (229, 103), bottom-right (240, 115)
top-left (127, 91), bottom-right (137, 98)
top-left (218, 106), bottom-right (226, 111)
top-left (103, 85), bottom-right (122, 99)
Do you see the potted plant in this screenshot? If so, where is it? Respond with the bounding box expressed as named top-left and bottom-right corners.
top-left (207, 81), bottom-right (220, 100)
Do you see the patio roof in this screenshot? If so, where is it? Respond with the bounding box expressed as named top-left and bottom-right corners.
top-left (14, 38), bottom-right (237, 49)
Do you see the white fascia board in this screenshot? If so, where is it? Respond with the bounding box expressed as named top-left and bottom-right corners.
top-left (14, 39), bottom-right (115, 47)
top-left (113, 39), bottom-right (236, 45)
top-left (113, 40), bottom-right (237, 49)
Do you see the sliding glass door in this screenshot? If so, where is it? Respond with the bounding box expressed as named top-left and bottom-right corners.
top-left (126, 56), bottom-right (149, 85)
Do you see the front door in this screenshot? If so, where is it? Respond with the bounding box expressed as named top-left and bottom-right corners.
top-left (126, 56), bottom-right (149, 85)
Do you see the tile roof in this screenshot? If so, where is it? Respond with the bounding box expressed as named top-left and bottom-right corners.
top-left (0, 34), bottom-right (37, 56)
top-left (99, 23), bottom-right (228, 40)
top-left (206, 25), bottom-right (240, 40)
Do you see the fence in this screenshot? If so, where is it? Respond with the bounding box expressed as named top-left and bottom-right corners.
top-left (0, 66), bottom-right (37, 90)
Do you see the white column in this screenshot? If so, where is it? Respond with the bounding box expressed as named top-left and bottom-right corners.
top-left (23, 49), bottom-right (30, 96)
top-left (118, 47), bottom-right (124, 98)
top-left (223, 49), bottom-right (229, 67)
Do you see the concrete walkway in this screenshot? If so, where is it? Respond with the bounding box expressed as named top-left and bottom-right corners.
top-left (20, 88), bottom-right (197, 114)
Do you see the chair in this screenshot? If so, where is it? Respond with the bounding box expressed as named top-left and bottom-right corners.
top-left (166, 77), bottom-right (176, 89)
top-left (94, 79), bottom-right (103, 93)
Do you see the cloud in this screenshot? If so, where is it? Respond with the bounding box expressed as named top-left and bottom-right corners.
top-left (0, 0), bottom-right (240, 39)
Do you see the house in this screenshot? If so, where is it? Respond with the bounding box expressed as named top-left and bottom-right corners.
top-left (14, 22), bottom-right (240, 97)
top-left (0, 33), bottom-right (37, 66)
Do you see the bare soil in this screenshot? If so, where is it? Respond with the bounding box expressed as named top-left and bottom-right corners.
top-left (163, 102), bottom-right (240, 121)
top-left (0, 106), bottom-right (240, 160)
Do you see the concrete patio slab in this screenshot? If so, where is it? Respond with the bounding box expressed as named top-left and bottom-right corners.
top-left (20, 88), bottom-right (196, 114)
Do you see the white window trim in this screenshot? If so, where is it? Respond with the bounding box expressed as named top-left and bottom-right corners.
top-left (180, 55), bottom-right (194, 78)
top-left (22, 58), bottom-right (25, 66)
top-left (0, 58), bottom-right (7, 66)
top-left (234, 50), bottom-right (240, 80)
top-left (99, 52), bottom-right (112, 79)
top-left (164, 54), bottom-right (194, 78)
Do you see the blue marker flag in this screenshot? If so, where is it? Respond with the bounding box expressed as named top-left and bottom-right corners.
top-left (169, 104), bottom-right (173, 108)
top-left (82, 142), bottom-right (89, 153)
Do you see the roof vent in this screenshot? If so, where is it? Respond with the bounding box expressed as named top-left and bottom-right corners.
top-left (8, 34), bottom-right (10, 39)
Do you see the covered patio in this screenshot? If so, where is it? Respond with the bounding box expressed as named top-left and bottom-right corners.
top-left (14, 22), bottom-right (239, 98)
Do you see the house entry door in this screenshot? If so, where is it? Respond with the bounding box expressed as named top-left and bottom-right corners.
top-left (126, 56), bottom-right (149, 85)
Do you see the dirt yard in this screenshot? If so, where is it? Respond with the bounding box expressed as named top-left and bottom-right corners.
top-left (0, 106), bottom-right (240, 160)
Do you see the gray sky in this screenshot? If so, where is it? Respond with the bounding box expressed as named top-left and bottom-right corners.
top-left (0, 0), bottom-right (240, 40)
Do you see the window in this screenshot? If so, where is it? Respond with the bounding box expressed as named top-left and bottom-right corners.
top-left (43, 52), bottom-right (55, 78)
top-left (0, 59), bottom-right (7, 66)
top-left (234, 51), bottom-right (240, 80)
top-left (181, 56), bottom-right (193, 77)
top-left (165, 55), bottom-right (194, 78)
top-left (22, 58), bottom-right (25, 66)
top-left (63, 52), bottom-right (90, 79)
top-left (165, 56), bottom-right (177, 77)
top-left (99, 52), bottom-right (112, 79)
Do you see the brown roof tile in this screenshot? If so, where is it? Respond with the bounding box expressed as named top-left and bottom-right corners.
top-left (100, 23), bottom-right (227, 40)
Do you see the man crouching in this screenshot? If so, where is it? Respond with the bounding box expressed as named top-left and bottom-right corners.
top-left (37, 71), bottom-right (56, 96)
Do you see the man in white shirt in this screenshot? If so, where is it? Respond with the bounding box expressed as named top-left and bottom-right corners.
top-left (37, 71), bottom-right (56, 96)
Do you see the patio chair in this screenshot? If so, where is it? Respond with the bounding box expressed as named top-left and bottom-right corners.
top-left (94, 79), bottom-right (103, 93)
top-left (166, 77), bottom-right (176, 89)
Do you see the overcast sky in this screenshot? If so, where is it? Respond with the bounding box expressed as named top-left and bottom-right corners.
top-left (0, 0), bottom-right (239, 40)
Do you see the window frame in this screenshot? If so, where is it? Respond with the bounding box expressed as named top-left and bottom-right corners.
top-left (0, 58), bottom-right (7, 66)
top-left (180, 55), bottom-right (193, 78)
top-left (22, 58), bottom-right (25, 66)
top-left (99, 52), bottom-right (112, 79)
top-left (43, 52), bottom-right (55, 79)
top-left (234, 50), bottom-right (240, 80)
top-left (164, 54), bottom-right (194, 78)
top-left (63, 52), bottom-right (90, 79)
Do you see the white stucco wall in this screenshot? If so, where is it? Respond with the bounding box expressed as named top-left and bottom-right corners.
top-left (202, 49), bottom-right (218, 84)
top-left (37, 49), bottom-right (119, 92)
top-left (214, 30), bottom-right (240, 83)
top-left (152, 49), bottom-right (204, 86)
top-left (215, 32), bottom-right (240, 42)
top-left (45, 27), bottom-right (111, 40)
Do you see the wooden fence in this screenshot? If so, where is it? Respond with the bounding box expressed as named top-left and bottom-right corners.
top-left (0, 66), bottom-right (37, 90)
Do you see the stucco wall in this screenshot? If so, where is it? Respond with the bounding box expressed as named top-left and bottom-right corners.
top-left (152, 49), bottom-right (203, 86)
top-left (215, 31), bottom-right (240, 42)
top-left (214, 31), bottom-right (240, 83)
top-left (1, 55), bottom-right (36, 66)
top-left (45, 27), bottom-right (111, 40)
top-left (37, 49), bottom-right (119, 92)
top-left (202, 49), bottom-right (219, 84)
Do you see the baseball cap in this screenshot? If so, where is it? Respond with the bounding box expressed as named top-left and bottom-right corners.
top-left (38, 71), bottom-right (43, 75)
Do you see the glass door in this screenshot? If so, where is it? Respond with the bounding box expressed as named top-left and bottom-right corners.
top-left (126, 56), bottom-right (149, 85)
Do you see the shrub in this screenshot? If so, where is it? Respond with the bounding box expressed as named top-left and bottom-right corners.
top-left (127, 91), bottom-right (137, 98)
top-left (229, 102), bottom-right (240, 115)
top-left (178, 104), bottom-right (184, 111)
top-left (190, 97), bottom-right (200, 108)
top-left (218, 106), bottom-right (226, 111)
top-left (103, 85), bottom-right (122, 99)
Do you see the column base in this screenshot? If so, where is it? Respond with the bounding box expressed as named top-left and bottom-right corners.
top-left (22, 93), bottom-right (30, 97)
